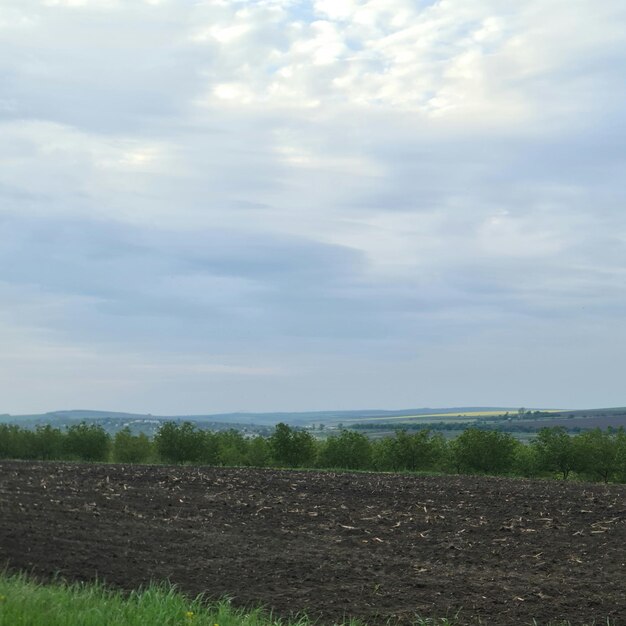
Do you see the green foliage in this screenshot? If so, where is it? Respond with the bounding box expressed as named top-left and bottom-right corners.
top-left (0, 571), bottom-right (616, 626)
top-left (395, 430), bottom-right (445, 471)
top-left (0, 572), bottom-right (327, 626)
top-left (575, 428), bottom-right (626, 483)
top-left (64, 422), bottom-right (111, 462)
top-left (215, 429), bottom-right (249, 466)
top-left (154, 421), bottom-right (215, 464)
top-left (512, 442), bottom-right (541, 477)
top-left (31, 425), bottom-right (65, 460)
top-left (370, 436), bottom-right (395, 471)
top-left (318, 430), bottom-right (373, 470)
top-left (0, 425), bottom-right (33, 459)
top-left (371, 430), bottom-right (446, 472)
top-left (246, 435), bottom-right (272, 467)
top-left (452, 428), bottom-right (519, 474)
top-left (269, 423), bottom-right (317, 467)
top-left (0, 424), bottom-right (67, 460)
top-left (533, 427), bottom-right (581, 479)
top-left (112, 428), bottom-right (153, 464)
top-left (201, 430), bottom-right (221, 465)
top-left (4, 417), bottom-right (626, 488)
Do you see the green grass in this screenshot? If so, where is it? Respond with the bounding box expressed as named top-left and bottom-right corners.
top-left (0, 572), bottom-right (616, 626)
top-left (0, 572), bottom-right (323, 626)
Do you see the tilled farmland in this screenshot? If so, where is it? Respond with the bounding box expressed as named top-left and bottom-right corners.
top-left (1, 461), bottom-right (625, 625)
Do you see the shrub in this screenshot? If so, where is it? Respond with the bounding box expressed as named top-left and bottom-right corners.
top-left (64, 422), bottom-right (111, 462)
top-left (269, 423), bottom-right (317, 467)
top-left (533, 427), bottom-right (582, 480)
top-left (112, 427), bottom-right (153, 464)
top-left (0, 424), bottom-right (35, 459)
top-left (512, 442), bottom-right (541, 477)
top-left (216, 429), bottom-right (249, 466)
top-left (154, 421), bottom-right (211, 464)
top-left (575, 428), bottom-right (626, 483)
top-left (452, 428), bottom-right (519, 474)
top-left (246, 436), bottom-right (271, 467)
top-left (318, 430), bottom-right (373, 470)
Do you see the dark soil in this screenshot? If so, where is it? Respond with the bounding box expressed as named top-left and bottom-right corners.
top-left (1, 461), bottom-right (625, 625)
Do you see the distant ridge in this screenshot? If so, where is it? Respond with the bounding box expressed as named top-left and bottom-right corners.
top-left (4, 406), bottom-right (625, 436)
top-left (3, 406), bottom-right (530, 426)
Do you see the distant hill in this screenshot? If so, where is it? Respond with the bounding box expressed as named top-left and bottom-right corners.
top-left (3, 406), bottom-right (624, 436)
top-left (0, 410), bottom-right (274, 436)
top-left (1, 406), bottom-right (518, 427)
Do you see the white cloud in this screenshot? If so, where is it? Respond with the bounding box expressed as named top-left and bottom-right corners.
top-left (41, 0), bottom-right (121, 7)
top-left (1, 0), bottom-right (625, 411)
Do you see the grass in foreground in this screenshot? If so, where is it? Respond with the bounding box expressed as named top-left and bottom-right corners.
top-left (0, 572), bottom-right (615, 626)
top-left (0, 572), bottom-right (323, 626)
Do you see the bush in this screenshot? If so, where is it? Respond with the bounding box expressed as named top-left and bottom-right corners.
top-left (371, 436), bottom-right (395, 471)
top-left (64, 422), bottom-right (110, 462)
top-left (215, 430), bottom-right (249, 466)
top-left (452, 428), bottom-right (519, 474)
top-left (112, 428), bottom-right (153, 464)
top-left (396, 430), bottom-right (445, 472)
top-left (318, 430), bottom-right (373, 470)
top-left (512, 442), bottom-right (541, 477)
top-left (575, 428), bottom-right (626, 483)
top-left (269, 423), bottom-right (317, 467)
top-left (246, 436), bottom-right (271, 467)
top-left (0, 424), bottom-right (34, 459)
top-left (30, 425), bottom-right (65, 460)
top-left (154, 421), bottom-right (214, 464)
top-left (533, 427), bottom-right (582, 480)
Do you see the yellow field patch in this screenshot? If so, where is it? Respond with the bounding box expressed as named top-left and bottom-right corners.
top-left (342, 409), bottom-right (561, 422)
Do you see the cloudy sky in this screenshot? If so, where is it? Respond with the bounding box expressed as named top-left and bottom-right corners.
top-left (1, 0), bottom-right (625, 414)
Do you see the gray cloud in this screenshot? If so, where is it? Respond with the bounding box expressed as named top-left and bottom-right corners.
top-left (1, 0), bottom-right (626, 412)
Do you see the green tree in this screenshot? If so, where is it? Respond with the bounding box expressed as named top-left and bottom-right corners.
top-left (216, 429), bottom-right (249, 466)
top-left (512, 442), bottom-right (540, 477)
top-left (533, 427), bottom-right (581, 480)
top-left (318, 430), bottom-right (372, 470)
top-left (371, 431), bottom-right (448, 472)
top-left (64, 422), bottom-right (110, 462)
top-left (246, 436), bottom-right (271, 467)
top-left (201, 430), bottom-right (221, 465)
top-left (616, 429), bottom-right (626, 482)
top-left (32, 425), bottom-right (65, 460)
top-left (576, 428), bottom-right (626, 483)
top-left (395, 430), bottom-right (445, 472)
top-left (371, 436), bottom-right (395, 471)
top-left (269, 423), bottom-right (317, 467)
top-left (0, 425), bottom-right (35, 459)
top-left (154, 421), bottom-right (209, 464)
top-left (112, 428), bottom-right (153, 464)
top-left (452, 428), bottom-right (519, 474)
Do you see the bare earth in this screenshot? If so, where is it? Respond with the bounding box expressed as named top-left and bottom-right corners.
top-left (1, 461), bottom-right (625, 625)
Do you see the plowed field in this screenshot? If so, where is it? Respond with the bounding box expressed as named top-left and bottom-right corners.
top-left (1, 461), bottom-right (625, 625)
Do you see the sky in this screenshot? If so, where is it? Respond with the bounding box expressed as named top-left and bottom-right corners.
top-left (1, 0), bottom-right (626, 414)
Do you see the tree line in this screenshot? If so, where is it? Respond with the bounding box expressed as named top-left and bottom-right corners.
top-left (1, 421), bottom-right (626, 483)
